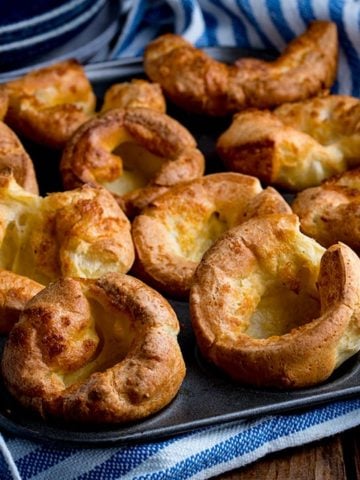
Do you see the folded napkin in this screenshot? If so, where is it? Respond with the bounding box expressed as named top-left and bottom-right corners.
top-left (0, 1), bottom-right (360, 479)
top-left (0, 399), bottom-right (359, 479)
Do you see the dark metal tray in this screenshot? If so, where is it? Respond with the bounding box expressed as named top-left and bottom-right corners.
top-left (0, 52), bottom-right (359, 445)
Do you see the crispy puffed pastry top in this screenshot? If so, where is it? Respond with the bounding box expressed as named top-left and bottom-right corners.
top-left (0, 269), bottom-right (43, 334)
top-left (0, 88), bottom-right (8, 120)
top-left (0, 122), bottom-right (38, 194)
top-left (144, 21), bottom-right (338, 116)
top-left (1, 273), bottom-right (186, 423)
top-left (0, 171), bottom-right (134, 285)
top-left (132, 172), bottom-right (291, 298)
top-left (101, 79), bottom-right (166, 113)
top-left (190, 213), bottom-right (360, 389)
top-left (3, 59), bottom-right (96, 149)
top-left (60, 107), bottom-right (205, 218)
top-left (292, 167), bottom-right (360, 252)
top-left (216, 95), bottom-right (360, 191)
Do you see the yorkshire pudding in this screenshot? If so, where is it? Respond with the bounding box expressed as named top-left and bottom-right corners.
top-left (132, 173), bottom-right (290, 298)
top-left (217, 95), bottom-right (360, 191)
top-left (0, 88), bottom-right (8, 120)
top-left (190, 214), bottom-right (360, 389)
top-left (1, 273), bottom-right (186, 423)
top-left (60, 107), bottom-right (205, 218)
top-left (3, 59), bottom-right (96, 149)
top-left (292, 167), bottom-right (360, 252)
top-left (144, 21), bottom-right (337, 116)
top-left (0, 172), bottom-right (134, 285)
top-left (0, 269), bottom-right (43, 334)
top-left (0, 122), bottom-right (38, 193)
top-left (101, 79), bottom-right (166, 113)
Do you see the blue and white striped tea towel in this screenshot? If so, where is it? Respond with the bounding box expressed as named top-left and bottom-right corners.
top-left (0, 1), bottom-right (359, 479)
top-left (0, 399), bottom-right (359, 479)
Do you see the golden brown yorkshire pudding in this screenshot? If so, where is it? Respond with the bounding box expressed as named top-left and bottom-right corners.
top-left (101, 79), bottom-right (166, 113)
top-left (60, 107), bottom-right (205, 218)
top-left (144, 21), bottom-right (337, 116)
top-left (132, 173), bottom-right (290, 298)
top-left (0, 172), bottom-right (134, 285)
top-left (217, 95), bottom-right (360, 191)
top-left (0, 122), bottom-right (38, 193)
top-left (0, 269), bottom-right (43, 334)
top-left (2, 273), bottom-right (186, 423)
top-left (292, 167), bottom-right (360, 252)
top-left (0, 88), bottom-right (8, 120)
top-left (3, 59), bottom-right (96, 149)
top-left (190, 214), bottom-right (360, 389)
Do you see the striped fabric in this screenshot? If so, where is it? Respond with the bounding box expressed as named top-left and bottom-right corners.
top-left (111, 0), bottom-right (360, 96)
top-left (0, 399), bottom-right (359, 479)
top-left (0, 1), bottom-right (359, 478)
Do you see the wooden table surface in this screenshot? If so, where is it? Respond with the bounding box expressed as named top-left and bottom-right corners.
top-left (214, 425), bottom-right (359, 479)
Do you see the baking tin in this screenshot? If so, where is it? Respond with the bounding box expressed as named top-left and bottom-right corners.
top-left (0, 51), bottom-right (358, 445)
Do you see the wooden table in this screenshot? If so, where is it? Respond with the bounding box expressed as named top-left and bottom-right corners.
top-left (214, 426), bottom-right (359, 479)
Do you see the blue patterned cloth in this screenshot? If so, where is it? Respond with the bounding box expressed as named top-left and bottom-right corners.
top-left (0, 1), bottom-right (360, 479)
top-left (1, 399), bottom-right (360, 479)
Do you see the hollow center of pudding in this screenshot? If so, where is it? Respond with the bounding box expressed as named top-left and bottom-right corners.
top-left (62, 296), bottom-right (135, 387)
top-left (102, 141), bottom-right (165, 195)
top-left (167, 209), bottom-right (230, 262)
top-left (224, 236), bottom-right (324, 340)
top-left (0, 195), bottom-right (55, 284)
top-left (244, 278), bottom-right (321, 338)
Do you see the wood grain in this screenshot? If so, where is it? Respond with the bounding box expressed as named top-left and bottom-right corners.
top-left (213, 429), bottom-right (360, 480)
top-left (342, 427), bottom-right (360, 480)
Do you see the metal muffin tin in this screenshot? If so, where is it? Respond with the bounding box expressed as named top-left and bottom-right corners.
top-left (0, 50), bottom-right (359, 445)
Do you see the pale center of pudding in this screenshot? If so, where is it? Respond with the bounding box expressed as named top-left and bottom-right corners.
top-left (102, 141), bottom-right (165, 195)
top-left (34, 86), bottom-right (62, 106)
top-left (244, 279), bottom-right (320, 338)
top-left (33, 86), bottom-right (92, 112)
top-left (0, 196), bottom-right (54, 284)
top-left (223, 271), bottom-right (321, 340)
top-left (221, 235), bottom-right (324, 340)
top-left (62, 296), bottom-right (135, 387)
top-left (165, 210), bottom-right (229, 262)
